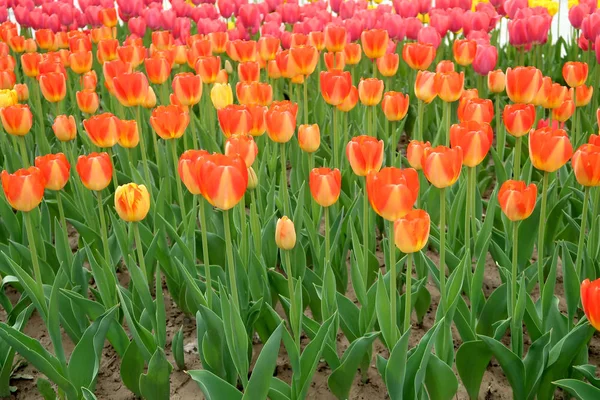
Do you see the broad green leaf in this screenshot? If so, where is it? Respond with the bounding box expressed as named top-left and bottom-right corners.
top-left (36, 378), bottom-right (56, 400)
top-left (524, 332), bottom-right (551, 398)
top-left (188, 370), bottom-right (242, 400)
top-left (478, 335), bottom-right (526, 399)
top-left (242, 324), bottom-right (284, 400)
top-left (172, 326), bottom-right (185, 370)
top-left (120, 341), bottom-right (145, 397)
top-left (456, 341), bottom-right (492, 400)
top-left (384, 329), bottom-right (411, 400)
top-left (424, 353), bottom-right (458, 400)
top-left (220, 284), bottom-right (249, 388)
top-left (554, 379), bottom-right (600, 400)
top-left (82, 387), bottom-right (98, 400)
top-left (573, 365), bottom-right (600, 388)
top-left (268, 377), bottom-right (292, 400)
top-left (139, 348), bottom-right (173, 400)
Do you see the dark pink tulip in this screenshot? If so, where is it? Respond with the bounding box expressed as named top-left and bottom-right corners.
top-left (238, 4), bottom-right (261, 34)
top-left (173, 17), bottom-right (191, 41)
top-left (580, 0), bottom-right (597, 11)
top-left (394, 0), bottom-right (419, 18)
top-left (100, 0), bottom-right (114, 8)
top-left (569, 4), bottom-right (590, 29)
top-left (343, 18), bottom-right (363, 42)
top-left (144, 7), bottom-right (161, 30)
top-left (467, 30), bottom-right (491, 45)
top-left (527, 14), bottom-right (551, 44)
top-left (117, 0), bottom-right (143, 21)
top-left (536, 118), bottom-right (564, 130)
top-left (476, 2), bottom-right (500, 28)
top-left (171, 0), bottom-right (192, 17)
top-left (84, 5), bottom-right (101, 27)
top-left (128, 16), bottom-right (146, 37)
top-left (595, 36), bottom-right (600, 62)
top-left (265, 0), bottom-right (282, 12)
top-left (161, 9), bottom-right (177, 30)
top-left (280, 2), bottom-right (300, 23)
top-left (384, 14), bottom-right (406, 41)
top-left (418, 26), bottom-right (442, 48)
top-left (330, 0), bottom-right (343, 13)
top-left (462, 11), bottom-right (491, 35)
top-left (448, 7), bottom-right (465, 32)
top-left (58, 3), bottom-right (75, 26)
top-left (29, 7), bottom-right (43, 29)
top-left (264, 11), bottom-right (282, 24)
top-left (194, 4), bottom-right (219, 19)
top-left (404, 17), bottom-right (423, 40)
top-left (508, 18), bottom-right (529, 47)
top-left (582, 11), bottom-right (600, 41)
top-left (280, 30), bottom-right (291, 49)
top-left (472, 44), bottom-right (497, 75)
top-left (43, 13), bottom-right (60, 32)
top-left (339, 1), bottom-right (357, 20)
top-left (218, 0), bottom-right (235, 18)
top-left (14, 5), bottom-right (28, 25)
top-left (504, 0), bottom-right (527, 19)
top-left (305, 17), bottom-right (324, 33)
top-left (0, 6), bottom-right (6, 22)
top-left (261, 21), bottom-right (282, 37)
top-left (418, 0), bottom-right (431, 14)
top-left (430, 10), bottom-right (450, 37)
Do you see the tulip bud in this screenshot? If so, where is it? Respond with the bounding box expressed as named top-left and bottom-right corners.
top-left (114, 183), bottom-right (151, 222)
top-left (498, 180), bottom-right (537, 221)
top-left (407, 140), bottom-right (431, 170)
top-left (211, 83), bottom-right (234, 110)
top-left (309, 167), bottom-right (342, 208)
top-left (275, 216), bottom-right (296, 250)
top-left (298, 124), bottom-right (320, 153)
top-left (247, 167), bottom-right (258, 190)
top-left (225, 59), bottom-right (233, 74)
top-left (1, 167), bottom-right (46, 212)
top-left (34, 153), bottom-right (70, 191)
top-left (394, 209), bottom-right (430, 253)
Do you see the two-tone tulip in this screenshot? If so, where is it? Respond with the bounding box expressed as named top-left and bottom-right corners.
top-left (1, 167), bottom-right (46, 211)
top-left (266, 101), bottom-right (297, 143)
top-left (346, 135), bottom-right (384, 176)
top-left (34, 153), bottom-right (70, 191)
top-left (529, 127), bottom-right (573, 172)
top-left (572, 144), bottom-right (600, 186)
top-left (298, 124), bottom-right (320, 153)
top-left (403, 42), bottom-right (436, 70)
top-left (76, 152), bottom-right (113, 191)
top-left (366, 167), bottom-right (419, 221)
top-left (498, 180), bottom-right (537, 221)
top-left (197, 153), bottom-right (248, 210)
top-left (358, 78), bottom-right (384, 106)
top-left (407, 140), bottom-right (432, 170)
top-left (320, 70), bottom-right (352, 106)
top-left (309, 168), bottom-right (342, 207)
top-left (422, 145), bottom-right (463, 188)
top-left (218, 105), bottom-right (251, 138)
top-left (225, 134), bottom-right (258, 167)
top-left (450, 120), bottom-right (494, 167)
top-left (394, 209), bottom-right (430, 253)
top-left (503, 104), bottom-right (536, 137)
top-left (506, 67), bottom-right (543, 104)
top-left (275, 216), bottom-right (296, 250)
top-left (562, 61), bottom-right (588, 88)
top-left (150, 105), bottom-right (189, 140)
top-left (83, 113), bottom-right (119, 148)
top-left (114, 183), bottom-right (151, 222)
top-left (0, 104), bottom-right (32, 136)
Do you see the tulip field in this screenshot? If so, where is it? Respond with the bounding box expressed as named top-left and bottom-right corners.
top-left (4, 0), bottom-right (600, 399)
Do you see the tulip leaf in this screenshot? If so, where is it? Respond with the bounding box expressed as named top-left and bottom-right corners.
top-left (524, 332), bottom-right (551, 398)
top-left (172, 326), bottom-right (185, 371)
top-left (554, 379), bottom-right (600, 400)
top-left (573, 365), bottom-right (600, 389)
top-left (424, 353), bottom-right (459, 400)
top-left (36, 377), bottom-right (56, 400)
top-left (478, 335), bottom-right (526, 399)
top-left (120, 341), bottom-right (145, 397)
top-left (560, 241), bottom-right (580, 328)
top-left (384, 329), bottom-right (410, 400)
top-left (242, 323), bottom-right (284, 400)
top-left (219, 283), bottom-right (250, 388)
top-left (268, 377), bottom-right (292, 400)
top-left (456, 341), bottom-right (492, 400)
top-left (376, 271), bottom-right (395, 350)
top-left (188, 369), bottom-right (242, 400)
top-left (139, 347), bottom-right (173, 400)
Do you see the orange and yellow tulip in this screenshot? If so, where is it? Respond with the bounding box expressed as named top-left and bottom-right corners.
top-left (97, 39), bottom-right (119, 64)
top-left (276, 216), bottom-right (296, 250)
top-left (172, 73), bottom-right (202, 106)
top-left (366, 167), bottom-right (419, 221)
top-left (225, 134), bottom-right (259, 167)
top-left (503, 103), bottom-right (536, 137)
top-left (563, 61), bottom-right (588, 88)
top-left (114, 183), bottom-right (151, 222)
top-left (394, 209), bottom-right (431, 253)
top-left (358, 78), bottom-right (384, 106)
top-left (248, 105), bottom-right (267, 136)
top-left (529, 127), bottom-right (573, 172)
top-left (572, 144), bottom-right (600, 186)
top-left (34, 153), bottom-right (70, 191)
top-left (452, 39), bottom-right (477, 66)
top-left (552, 98), bottom-right (575, 122)
top-left (76, 89), bottom-right (99, 114)
top-left (309, 167), bottom-right (342, 207)
top-left (0, 104), bottom-right (32, 136)
top-left (344, 43), bottom-right (362, 65)
top-left (381, 91), bottom-right (409, 121)
top-left (21, 52), bottom-right (43, 77)
top-left (289, 45), bottom-right (319, 76)
top-left (238, 61), bottom-right (261, 82)
top-left (298, 124), bottom-right (321, 153)
top-left (218, 104), bottom-right (251, 137)
top-left (414, 71), bottom-right (437, 103)
top-left (266, 101), bottom-right (297, 143)
top-left (422, 145), bottom-right (463, 188)
top-left (402, 42), bottom-right (435, 71)
top-left (361, 29), bottom-right (389, 59)
top-left (145, 57), bottom-right (172, 85)
top-left (178, 149), bottom-right (209, 195)
top-left (325, 25), bottom-right (347, 53)
top-left (324, 52), bottom-right (345, 71)
top-left (83, 113), bottom-right (119, 148)
top-left (407, 140), bottom-right (432, 170)
top-left (197, 153), bottom-right (248, 210)
top-left (498, 180), bottom-right (537, 221)
top-left (69, 51), bottom-right (92, 74)
top-left (458, 98), bottom-right (494, 124)
top-left (150, 105), bottom-right (189, 140)
top-left (487, 69), bottom-right (506, 93)
top-left (434, 71), bottom-right (464, 102)
top-left (76, 152), bottom-right (113, 191)
top-left (258, 36), bottom-right (280, 61)
top-left (112, 72), bottom-right (149, 107)
top-left (377, 53), bottom-right (399, 77)
top-left (575, 85), bottom-right (594, 107)
top-left (52, 115), bottom-right (76, 142)
top-left (39, 72), bottom-right (66, 103)
top-left (117, 120), bottom-right (139, 148)
top-left (336, 86), bottom-right (359, 112)
top-left (506, 66), bottom-right (543, 104)
top-left (346, 135), bottom-right (384, 176)
top-left (1, 167), bottom-right (46, 211)
top-left (450, 120), bottom-right (494, 167)
top-left (581, 278), bottom-right (600, 330)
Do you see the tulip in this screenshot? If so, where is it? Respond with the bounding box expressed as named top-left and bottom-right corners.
top-left (320, 70), bottom-right (353, 106)
top-left (52, 115), bottom-right (77, 142)
top-left (498, 180), bottom-right (537, 221)
top-left (39, 72), bottom-right (66, 103)
top-left (112, 72), bottom-right (149, 107)
top-left (434, 71), bottom-right (464, 103)
top-left (459, 98), bottom-right (494, 124)
top-left (248, 105), bottom-right (267, 137)
top-left (422, 145), bottom-right (463, 188)
top-left (324, 52), bottom-right (345, 71)
top-left (414, 70), bottom-right (437, 104)
top-left (218, 105), bottom-right (251, 138)
top-left (543, 83), bottom-right (569, 109)
top-left (344, 43), bottom-right (362, 65)
top-left (76, 89), bottom-right (99, 114)
top-left (76, 152), bottom-right (112, 191)
top-left (0, 104), bottom-right (32, 136)
top-left (346, 135), bottom-right (384, 176)
top-left (266, 101), bottom-right (297, 143)
top-left (21, 53), bottom-right (43, 78)
top-left (227, 40), bottom-right (257, 63)
top-left (450, 121), bottom-right (493, 167)
top-left (34, 153), bottom-right (70, 191)
top-left (381, 92), bottom-right (410, 121)
top-left (452, 39), bottom-right (477, 66)
top-left (117, 45), bottom-right (145, 69)
top-left (503, 103), bottom-right (536, 137)
top-left (195, 56), bottom-right (221, 84)
top-left (366, 168), bottom-right (418, 221)
top-left (14, 84), bottom-right (29, 102)
top-left (143, 87), bottom-right (157, 109)
top-left (150, 105), bottom-right (189, 140)
top-left (472, 45), bottom-right (498, 76)
top-left (309, 167), bottom-right (342, 208)
top-left (575, 85), bottom-right (594, 107)
top-left (145, 57), bottom-right (171, 85)
top-left (506, 66), bottom-right (543, 104)
top-left (258, 36), bottom-right (280, 61)
top-left (358, 78), bottom-right (384, 106)
top-left (336, 86), bottom-right (359, 112)
top-left (407, 140), bottom-right (432, 170)
top-left (267, 60), bottom-right (282, 79)
top-left (69, 51), bottom-right (93, 74)
top-left (298, 124), bottom-right (320, 153)
top-left (172, 73), bottom-right (202, 106)
top-left (361, 29), bottom-right (389, 60)
top-left (117, 120), bottom-right (139, 149)
top-left (84, 113), bottom-right (119, 148)
top-left (0, 88), bottom-right (17, 108)
top-left (552, 98), bottom-right (575, 122)
top-left (289, 45), bottom-right (319, 76)
top-left (572, 144), bottom-right (600, 187)
top-left (529, 127), bottom-right (573, 173)
top-left (1, 167), bottom-right (46, 212)
top-left (581, 279), bottom-right (600, 331)
top-left (210, 83), bottom-right (234, 110)
top-left (152, 31), bottom-right (173, 51)
top-left (402, 42), bottom-right (436, 70)
top-left (97, 39), bottom-right (119, 64)
top-left (99, 8), bottom-right (118, 28)
top-left (394, 209), bottom-right (430, 253)
top-left (114, 183), bottom-right (151, 222)
top-left (436, 60), bottom-right (455, 73)
top-left (197, 153), bottom-right (248, 210)
top-left (275, 216), bottom-right (296, 250)
top-left (35, 29), bottom-right (55, 51)
top-left (225, 134), bottom-right (258, 167)
top-left (325, 25), bottom-right (347, 53)
top-left (487, 69), bottom-right (506, 93)
top-left (178, 149), bottom-right (209, 195)
top-left (377, 53), bottom-right (400, 77)
top-left (563, 61), bottom-right (588, 88)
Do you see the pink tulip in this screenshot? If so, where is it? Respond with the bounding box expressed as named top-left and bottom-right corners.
top-left (394, 0), bottom-right (419, 18)
top-left (448, 7), bottom-right (465, 32)
top-left (218, 0), bottom-right (235, 18)
top-left (569, 4), bottom-right (590, 29)
top-left (128, 16), bottom-right (146, 37)
top-left (430, 10), bottom-right (450, 37)
top-left (383, 14), bottom-right (406, 41)
top-left (238, 4), bottom-right (261, 34)
top-left (280, 2), bottom-right (300, 23)
top-left (508, 18), bottom-right (529, 47)
top-left (472, 44), bottom-right (497, 76)
top-left (418, 26), bottom-right (442, 48)
top-left (173, 17), bottom-right (191, 41)
top-left (527, 14), bottom-right (551, 44)
top-left (582, 11), bottom-right (600, 41)
top-left (404, 17), bottom-right (423, 40)
top-left (504, 0), bottom-right (528, 19)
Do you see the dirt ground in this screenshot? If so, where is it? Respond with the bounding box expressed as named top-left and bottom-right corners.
top-left (2, 244), bottom-right (600, 399)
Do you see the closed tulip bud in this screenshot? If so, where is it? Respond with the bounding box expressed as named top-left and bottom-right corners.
top-left (225, 134), bottom-right (258, 167)
top-left (84, 113), bottom-right (119, 148)
top-left (543, 83), bottom-right (569, 109)
top-left (247, 167), bottom-right (258, 190)
top-left (402, 42), bottom-right (436, 71)
top-left (552, 99), bottom-right (575, 122)
top-left (52, 115), bottom-right (77, 142)
top-left (336, 86), bottom-right (359, 112)
top-left (14, 84), bottom-right (29, 102)
top-left (377, 53), bottom-right (399, 77)
top-left (452, 39), bottom-right (477, 66)
top-left (117, 45), bottom-right (145, 69)
top-left (576, 85), bottom-right (594, 107)
top-left (216, 69), bottom-right (228, 84)
top-left (532, 76), bottom-right (552, 107)
top-left (344, 43), bottom-right (362, 65)
top-left (39, 72), bottom-right (66, 103)
top-left (422, 145), bottom-right (463, 188)
top-left (238, 61), bottom-right (261, 82)
top-left (258, 36), bottom-right (280, 61)
top-left (197, 153), bottom-right (248, 210)
top-left (21, 52), bottom-right (43, 78)
top-left (563, 61), bottom-right (588, 88)
top-left (143, 87), bottom-right (157, 109)
top-left (324, 52), bottom-right (345, 71)
top-left (0, 104), bottom-right (32, 136)
top-left (211, 83), bottom-right (234, 110)
top-left (381, 91), bottom-right (410, 121)
top-left (227, 40), bottom-right (257, 63)
top-left (346, 135), bottom-right (384, 176)
top-left (34, 153), bottom-right (70, 191)
top-left (498, 180), bottom-right (537, 221)
top-left (487, 69), bottom-right (505, 93)
top-left (113, 72), bottom-right (149, 107)
top-left (81, 71), bottom-right (98, 91)
top-left (407, 140), bottom-right (431, 170)
top-left (572, 144), bottom-right (600, 186)
top-left (503, 104), bottom-right (536, 137)
top-left (358, 78), bottom-right (384, 106)
top-left (114, 183), bottom-right (151, 222)
top-left (290, 45), bottom-right (319, 76)
top-left (1, 167), bottom-right (46, 212)
top-left (99, 8), bottom-right (118, 28)
top-left (529, 127), bottom-right (573, 172)
top-left (117, 120), bottom-right (139, 148)
top-left (361, 29), bottom-right (389, 59)
top-left (267, 60), bottom-right (282, 79)
top-left (459, 98), bottom-right (494, 124)
top-left (152, 31), bottom-right (173, 51)
top-left (145, 57), bottom-right (172, 85)
top-left (298, 124), bottom-right (320, 153)
top-left (581, 278), bottom-right (600, 331)
top-left (218, 104), bottom-right (251, 138)
top-left (69, 51), bottom-right (93, 75)
top-left (275, 216), bottom-right (296, 250)
top-left (506, 66), bottom-right (543, 104)
top-left (77, 152), bottom-right (112, 191)
top-left (266, 101), bottom-right (297, 143)
top-left (178, 149), bottom-right (208, 195)
top-left (172, 73), bottom-right (202, 106)
top-left (414, 71), bottom-right (438, 103)
top-left (436, 60), bottom-right (455, 73)
top-left (0, 88), bottom-right (17, 107)
top-left (325, 25), bottom-right (347, 53)
top-left (150, 105), bottom-right (189, 140)
top-left (309, 32), bottom-right (325, 51)
top-left (434, 71), bottom-right (464, 102)
top-left (366, 167), bottom-right (419, 221)
top-left (394, 209), bottom-right (430, 253)
top-left (76, 89), bottom-right (99, 114)
top-left (450, 120), bottom-right (494, 167)
top-left (309, 167), bottom-right (342, 207)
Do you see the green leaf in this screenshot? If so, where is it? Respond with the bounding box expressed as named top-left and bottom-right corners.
top-left (376, 272), bottom-right (396, 349)
top-left (456, 341), bottom-right (492, 399)
top-left (268, 377), bottom-right (292, 400)
top-left (560, 242), bottom-right (580, 328)
top-left (36, 378), bottom-right (56, 400)
top-left (242, 324), bottom-right (284, 400)
top-left (82, 387), bottom-right (98, 400)
top-left (172, 326), bottom-right (185, 370)
top-left (554, 379), bottom-right (600, 399)
top-left (524, 332), bottom-right (551, 398)
top-left (425, 353), bottom-right (458, 400)
top-left (0, 251), bottom-right (47, 321)
top-left (478, 335), bottom-right (526, 399)
top-left (573, 365), bottom-right (600, 389)
top-left (120, 341), bottom-right (145, 397)
top-left (139, 348), bottom-right (173, 400)
top-left (384, 329), bottom-right (411, 400)
top-left (188, 370), bottom-right (242, 400)
top-left (220, 284), bottom-right (249, 388)
top-left (404, 319), bottom-right (444, 399)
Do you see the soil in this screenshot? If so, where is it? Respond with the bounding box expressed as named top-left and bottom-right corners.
top-left (2, 235), bottom-right (600, 399)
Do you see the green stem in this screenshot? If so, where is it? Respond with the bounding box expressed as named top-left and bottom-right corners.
top-left (366, 104), bottom-right (372, 138)
top-left (169, 139), bottom-right (187, 230)
top-left (24, 211), bottom-right (44, 303)
top-left (576, 186), bottom-right (590, 280)
top-left (284, 249), bottom-right (300, 348)
top-left (417, 99), bottom-right (424, 142)
top-left (362, 180), bottom-right (369, 290)
top-left (18, 136), bottom-right (29, 167)
top-left (465, 167), bottom-right (473, 258)
top-left (238, 194), bottom-right (247, 268)
top-left (510, 221), bottom-right (519, 318)
top-left (96, 191), bottom-right (111, 264)
top-left (404, 252), bottom-right (413, 333)
top-left (537, 172), bottom-right (548, 293)
top-left (199, 198), bottom-right (212, 309)
top-left (514, 136), bottom-right (522, 180)
top-left (280, 142), bottom-right (289, 216)
top-left (303, 79), bottom-right (308, 125)
top-left (573, 106), bottom-right (579, 147)
top-left (223, 210), bottom-right (240, 312)
top-left (439, 188), bottom-right (447, 311)
top-left (107, 147), bottom-right (119, 192)
top-left (495, 94), bottom-right (505, 160)
top-left (56, 190), bottom-right (67, 234)
top-left (389, 220), bottom-right (398, 345)
top-left (333, 107), bottom-right (339, 167)
top-left (443, 101), bottom-right (450, 146)
top-left (136, 106), bottom-right (153, 193)
top-left (325, 206), bottom-right (331, 269)
top-left (250, 191), bottom-right (262, 257)
top-left (132, 222), bottom-right (148, 282)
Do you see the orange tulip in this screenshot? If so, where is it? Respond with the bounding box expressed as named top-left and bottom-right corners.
top-left (206, 32), bottom-right (227, 54)
top-left (150, 105), bottom-right (189, 140)
top-left (113, 72), bottom-right (149, 107)
top-left (487, 69), bottom-right (506, 93)
top-left (216, 68), bottom-right (228, 84)
top-left (450, 120), bottom-right (494, 167)
top-left (97, 39), bottom-right (119, 64)
top-left (195, 56), bottom-right (221, 84)
top-left (503, 103), bottom-right (536, 137)
top-left (309, 31), bottom-right (325, 51)
top-left (291, 33), bottom-right (309, 48)
top-left (0, 55), bottom-right (15, 71)
top-left (143, 87), bottom-right (157, 109)
top-left (258, 36), bottom-right (280, 61)
top-left (21, 52), bottom-right (43, 77)
top-left (83, 113), bottom-right (119, 148)
top-left (552, 98), bottom-right (575, 122)
top-left (275, 216), bottom-right (296, 250)
top-left (358, 78), bottom-right (384, 106)
top-left (178, 149), bottom-right (209, 195)
top-left (236, 81), bottom-right (273, 106)
top-left (218, 104), bottom-right (251, 137)
top-left (575, 85), bottom-right (594, 107)
top-left (238, 61), bottom-right (260, 82)
top-left (35, 29), bottom-right (55, 51)
top-left (434, 71), bottom-right (464, 102)
top-left (172, 73), bottom-right (202, 106)
top-left (381, 91), bottom-right (409, 121)
top-left (324, 52), bottom-right (345, 71)
top-left (320, 70), bottom-right (353, 106)
top-left (361, 29), bottom-right (388, 60)
top-left (436, 60), bottom-right (455, 73)
top-left (452, 39), bottom-right (477, 66)
top-left (9, 35), bottom-right (25, 53)
top-left (394, 209), bottom-right (430, 253)
top-left (289, 45), bottom-right (319, 76)
top-left (99, 8), bottom-right (118, 28)
top-left (266, 101), bottom-right (298, 143)
top-left (506, 66), bottom-right (543, 104)
top-left (414, 70), bottom-right (437, 103)
top-left (529, 127), bottom-right (573, 172)
top-left (309, 167), bottom-right (342, 207)
top-left (325, 25), bottom-right (347, 53)
top-left (402, 42), bottom-right (436, 71)
top-left (76, 152), bottom-right (113, 191)
top-left (197, 153), bottom-right (248, 210)
top-left (24, 38), bottom-right (37, 53)
top-left (227, 40), bottom-right (257, 63)
top-left (34, 153), bottom-right (70, 191)
top-left (532, 76), bottom-right (552, 107)
top-left (248, 105), bottom-right (267, 136)
top-left (145, 57), bottom-right (171, 85)
top-left (152, 31), bottom-right (173, 51)
top-left (0, 104), bottom-right (32, 136)
top-left (572, 144), bottom-right (600, 186)
top-left (336, 86), bottom-right (359, 112)
top-left (498, 180), bottom-right (537, 221)
top-left (76, 89), bottom-right (99, 114)
top-left (114, 183), bottom-right (151, 222)
top-left (581, 278), bottom-right (600, 330)
top-left (1, 167), bottom-right (46, 211)
top-left (543, 83), bottom-right (569, 109)
top-left (14, 84), bottom-right (29, 102)
top-left (346, 135), bottom-right (384, 176)
top-left (344, 43), bottom-right (362, 65)
top-left (275, 50), bottom-right (298, 79)
top-left (225, 134), bottom-right (258, 167)
top-left (407, 140), bottom-right (432, 170)
top-left (103, 59), bottom-right (131, 94)
top-left (562, 61), bottom-right (588, 88)
top-left (115, 119), bottom-right (139, 148)
top-left (0, 69), bottom-right (15, 89)
top-left (366, 167), bottom-right (418, 221)
top-left (117, 45), bottom-right (145, 69)
top-left (52, 115), bottom-right (77, 142)
top-left (458, 98), bottom-right (494, 124)
top-left (456, 89), bottom-right (478, 117)
top-left (38, 72), bottom-right (66, 103)
top-left (298, 124), bottom-right (321, 153)
top-left (422, 145), bottom-right (463, 188)
top-left (69, 51), bottom-right (92, 74)
top-left (377, 53), bottom-right (399, 77)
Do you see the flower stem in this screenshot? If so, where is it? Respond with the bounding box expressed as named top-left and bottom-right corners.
top-left (510, 221), bottom-right (519, 352)
top-left (514, 136), bottom-right (522, 180)
top-left (389, 220), bottom-right (398, 345)
top-left (136, 106), bottom-right (153, 194)
top-left (24, 211), bottom-right (44, 299)
top-left (443, 101), bottom-right (450, 146)
top-left (198, 197), bottom-right (212, 308)
top-left (18, 136), bottom-right (29, 167)
top-left (56, 190), bottom-right (67, 234)
top-left (107, 147), bottom-right (119, 191)
top-left (333, 107), bottom-right (339, 167)
top-left (303, 79), bottom-right (308, 125)
top-left (280, 142), bottom-right (289, 216)
top-left (132, 222), bottom-right (148, 282)
top-left (417, 99), bottom-right (424, 142)
top-left (325, 206), bottom-right (331, 270)
top-left (495, 93), bottom-right (505, 160)
top-left (96, 191), bottom-right (111, 264)
top-left (537, 172), bottom-right (549, 293)
top-left (576, 186), bottom-right (590, 280)
top-left (404, 252), bottom-right (413, 333)
top-left (238, 194), bottom-right (247, 268)
top-left (284, 249), bottom-right (300, 349)
top-left (223, 209), bottom-right (240, 312)
top-left (169, 139), bottom-right (187, 230)
top-left (439, 187), bottom-right (447, 312)
top-left (362, 179), bottom-right (369, 290)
